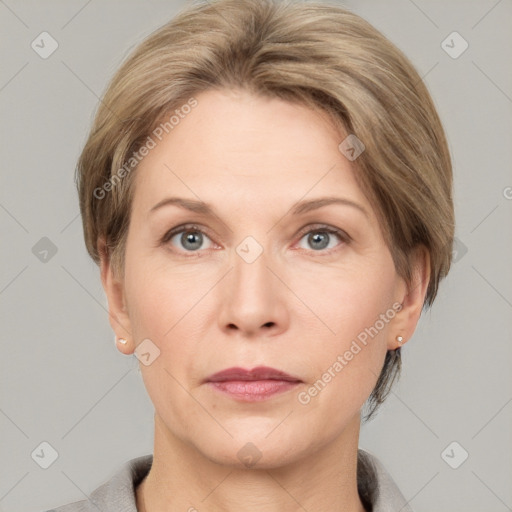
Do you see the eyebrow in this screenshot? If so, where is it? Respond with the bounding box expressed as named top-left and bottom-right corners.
top-left (149, 196), bottom-right (369, 218)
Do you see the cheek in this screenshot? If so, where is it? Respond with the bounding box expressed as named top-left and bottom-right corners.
top-left (291, 254), bottom-right (397, 344)
top-left (290, 255), bottom-right (396, 407)
top-left (123, 254), bottom-right (216, 389)
top-left (124, 249), bottom-right (202, 338)
top-left (122, 259), bottom-right (207, 434)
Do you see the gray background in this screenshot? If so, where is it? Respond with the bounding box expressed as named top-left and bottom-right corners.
top-left (1, 1), bottom-right (511, 511)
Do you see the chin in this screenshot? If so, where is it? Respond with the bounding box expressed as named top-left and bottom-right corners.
top-left (192, 429), bottom-right (311, 470)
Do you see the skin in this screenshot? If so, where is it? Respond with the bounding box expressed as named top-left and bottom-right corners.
top-left (100, 88), bottom-right (430, 512)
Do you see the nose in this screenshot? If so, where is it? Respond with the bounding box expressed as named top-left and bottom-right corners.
top-left (217, 247), bottom-right (289, 338)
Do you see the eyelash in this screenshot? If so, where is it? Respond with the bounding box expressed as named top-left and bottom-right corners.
top-left (160, 223), bottom-right (350, 257)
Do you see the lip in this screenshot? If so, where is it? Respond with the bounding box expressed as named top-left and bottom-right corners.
top-left (205, 366), bottom-right (301, 383)
top-left (204, 366), bottom-right (302, 402)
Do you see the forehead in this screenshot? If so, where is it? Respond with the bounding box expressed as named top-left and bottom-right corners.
top-left (132, 88), bottom-right (369, 215)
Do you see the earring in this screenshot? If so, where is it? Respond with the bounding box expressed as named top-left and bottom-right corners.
top-left (117, 337), bottom-right (127, 345)
top-left (396, 335), bottom-right (404, 347)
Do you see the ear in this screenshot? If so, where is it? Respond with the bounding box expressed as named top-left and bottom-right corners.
top-left (98, 238), bottom-right (134, 355)
top-left (387, 245), bottom-right (431, 350)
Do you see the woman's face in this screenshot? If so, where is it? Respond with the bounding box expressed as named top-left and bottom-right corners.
top-left (108, 88), bottom-right (422, 468)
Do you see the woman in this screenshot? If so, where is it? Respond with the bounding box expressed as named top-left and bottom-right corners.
top-left (47, 0), bottom-right (454, 510)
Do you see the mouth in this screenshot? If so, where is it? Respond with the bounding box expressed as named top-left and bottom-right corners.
top-left (204, 366), bottom-right (302, 402)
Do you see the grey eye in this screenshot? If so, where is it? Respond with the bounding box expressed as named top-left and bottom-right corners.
top-left (297, 230), bottom-right (342, 251)
top-left (170, 230), bottom-right (213, 251)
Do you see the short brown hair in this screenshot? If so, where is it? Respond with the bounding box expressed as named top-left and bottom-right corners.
top-left (76, 0), bottom-right (454, 421)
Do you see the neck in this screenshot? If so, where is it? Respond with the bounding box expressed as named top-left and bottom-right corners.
top-left (136, 413), bottom-right (366, 512)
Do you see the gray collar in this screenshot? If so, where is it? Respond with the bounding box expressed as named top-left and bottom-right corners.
top-left (49, 449), bottom-right (413, 512)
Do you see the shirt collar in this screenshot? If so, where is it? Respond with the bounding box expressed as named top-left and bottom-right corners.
top-left (81, 449), bottom-right (413, 512)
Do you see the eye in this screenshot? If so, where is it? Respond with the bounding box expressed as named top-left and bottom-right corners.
top-left (296, 225), bottom-right (348, 252)
top-left (163, 224), bottom-right (216, 253)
